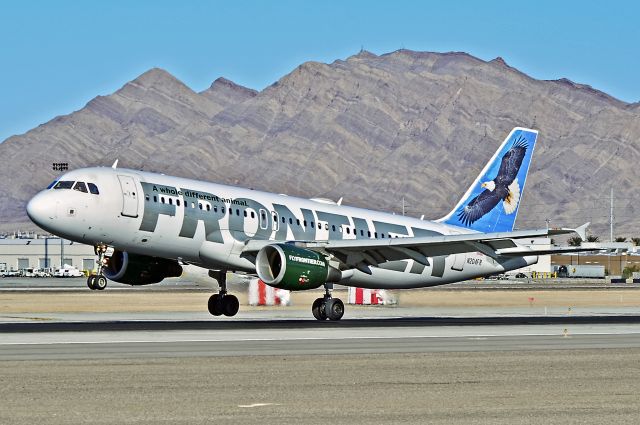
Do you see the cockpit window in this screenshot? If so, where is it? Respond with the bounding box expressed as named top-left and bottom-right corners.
top-left (46, 180), bottom-right (58, 190)
top-left (87, 183), bottom-right (99, 195)
top-left (73, 182), bottom-right (88, 193)
top-left (53, 181), bottom-right (74, 190)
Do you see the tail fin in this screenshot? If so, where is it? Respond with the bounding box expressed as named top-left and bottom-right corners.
top-left (438, 127), bottom-right (538, 233)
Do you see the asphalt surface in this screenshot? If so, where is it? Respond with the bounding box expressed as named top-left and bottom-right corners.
top-left (2, 283), bottom-right (640, 424)
top-left (2, 320), bottom-right (640, 424)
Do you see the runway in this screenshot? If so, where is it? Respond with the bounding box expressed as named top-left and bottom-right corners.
top-left (2, 288), bottom-right (640, 424)
top-left (2, 317), bottom-right (640, 425)
top-left (2, 315), bottom-right (640, 360)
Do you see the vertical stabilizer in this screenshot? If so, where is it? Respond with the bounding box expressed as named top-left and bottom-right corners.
top-left (438, 127), bottom-right (538, 233)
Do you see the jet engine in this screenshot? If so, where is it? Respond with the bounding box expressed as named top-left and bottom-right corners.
top-left (103, 250), bottom-right (183, 285)
top-left (256, 244), bottom-right (341, 290)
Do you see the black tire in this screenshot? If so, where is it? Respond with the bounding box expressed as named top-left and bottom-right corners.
top-left (94, 275), bottom-right (107, 290)
top-left (222, 295), bottom-right (240, 317)
top-left (208, 294), bottom-right (222, 316)
top-left (326, 298), bottom-right (344, 321)
top-left (87, 275), bottom-right (96, 290)
top-left (312, 298), bottom-right (326, 320)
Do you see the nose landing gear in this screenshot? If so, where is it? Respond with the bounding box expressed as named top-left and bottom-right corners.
top-left (87, 244), bottom-right (109, 291)
top-left (207, 270), bottom-right (240, 317)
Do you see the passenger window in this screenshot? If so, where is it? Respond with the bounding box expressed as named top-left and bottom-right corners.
top-left (161, 197), bottom-right (165, 204)
top-left (282, 217), bottom-right (286, 224)
top-left (87, 183), bottom-right (99, 194)
top-left (374, 232), bottom-right (378, 238)
top-left (289, 218), bottom-right (293, 225)
top-left (145, 195), bottom-right (149, 201)
top-left (325, 223), bottom-right (329, 230)
top-left (207, 204), bottom-right (211, 211)
top-left (244, 210), bottom-right (247, 217)
top-left (381, 233), bottom-right (385, 238)
top-left (360, 230), bottom-right (364, 236)
top-left (296, 219), bottom-right (300, 226)
top-left (311, 221), bottom-right (314, 228)
top-left (169, 198), bottom-right (173, 205)
top-left (368, 231), bottom-right (371, 237)
top-left (346, 228), bottom-right (350, 234)
top-left (332, 225), bottom-right (336, 232)
top-left (153, 196), bottom-right (157, 203)
top-left (214, 206), bottom-right (218, 212)
top-left (53, 181), bottom-right (74, 190)
top-left (199, 203), bottom-right (203, 210)
top-left (177, 200), bottom-right (181, 207)
top-left (317, 223), bottom-right (321, 230)
top-left (221, 206), bottom-right (225, 213)
top-left (236, 209), bottom-right (240, 216)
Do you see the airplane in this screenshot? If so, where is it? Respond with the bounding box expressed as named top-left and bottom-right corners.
top-left (26, 127), bottom-right (589, 320)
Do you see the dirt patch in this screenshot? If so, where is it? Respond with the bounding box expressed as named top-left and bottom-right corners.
top-left (1, 288), bottom-right (639, 314)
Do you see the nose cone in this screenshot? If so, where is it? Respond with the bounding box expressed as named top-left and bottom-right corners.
top-left (26, 192), bottom-right (53, 228)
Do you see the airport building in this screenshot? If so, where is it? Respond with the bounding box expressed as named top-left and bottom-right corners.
top-left (0, 237), bottom-right (96, 272)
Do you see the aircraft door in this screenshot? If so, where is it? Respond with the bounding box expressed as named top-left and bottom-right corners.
top-left (259, 209), bottom-right (269, 230)
top-left (117, 175), bottom-right (139, 218)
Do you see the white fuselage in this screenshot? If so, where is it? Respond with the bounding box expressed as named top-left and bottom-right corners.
top-left (26, 167), bottom-right (536, 289)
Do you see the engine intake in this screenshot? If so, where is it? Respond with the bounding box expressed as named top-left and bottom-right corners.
top-left (256, 244), bottom-right (341, 290)
top-left (104, 250), bottom-right (183, 285)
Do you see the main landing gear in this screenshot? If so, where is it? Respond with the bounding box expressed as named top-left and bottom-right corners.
top-left (207, 270), bottom-right (240, 317)
top-left (87, 244), bottom-right (108, 291)
top-left (312, 283), bottom-right (344, 321)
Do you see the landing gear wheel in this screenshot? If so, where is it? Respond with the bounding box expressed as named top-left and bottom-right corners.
top-left (208, 294), bottom-right (223, 316)
top-left (221, 295), bottom-right (239, 317)
top-left (94, 275), bottom-right (107, 291)
top-left (325, 298), bottom-right (344, 321)
top-left (87, 275), bottom-right (96, 290)
top-left (206, 270), bottom-right (240, 318)
top-left (312, 298), bottom-right (327, 320)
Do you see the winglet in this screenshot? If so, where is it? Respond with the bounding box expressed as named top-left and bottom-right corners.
top-left (547, 222), bottom-right (590, 240)
top-left (575, 222), bottom-right (590, 241)
top-left (111, 159), bottom-right (119, 169)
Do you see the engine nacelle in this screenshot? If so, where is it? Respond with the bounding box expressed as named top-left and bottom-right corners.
top-left (104, 250), bottom-right (183, 285)
top-left (256, 244), bottom-right (341, 291)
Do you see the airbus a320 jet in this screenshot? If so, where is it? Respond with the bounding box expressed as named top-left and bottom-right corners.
top-left (27, 127), bottom-right (588, 320)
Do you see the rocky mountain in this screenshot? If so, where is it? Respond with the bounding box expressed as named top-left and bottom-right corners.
top-left (1, 50), bottom-right (639, 238)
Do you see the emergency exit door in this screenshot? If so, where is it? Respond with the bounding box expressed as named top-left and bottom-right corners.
top-left (118, 175), bottom-right (139, 218)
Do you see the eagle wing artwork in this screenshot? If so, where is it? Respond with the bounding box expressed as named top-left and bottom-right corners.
top-left (458, 136), bottom-right (528, 226)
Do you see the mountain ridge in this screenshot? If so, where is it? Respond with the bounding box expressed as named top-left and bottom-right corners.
top-left (1, 49), bottom-right (638, 237)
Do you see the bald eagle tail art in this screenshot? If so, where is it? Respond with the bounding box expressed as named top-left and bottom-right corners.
top-left (438, 127), bottom-right (538, 233)
top-left (503, 178), bottom-right (520, 215)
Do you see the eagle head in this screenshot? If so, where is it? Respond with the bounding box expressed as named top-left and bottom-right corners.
top-left (481, 180), bottom-right (496, 192)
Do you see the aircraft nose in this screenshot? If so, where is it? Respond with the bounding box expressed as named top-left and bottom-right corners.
top-left (26, 192), bottom-right (53, 226)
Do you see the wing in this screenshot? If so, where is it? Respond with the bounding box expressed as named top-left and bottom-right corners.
top-left (242, 225), bottom-right (589, 274)
top-left (495, 137), bottom-right (527, 186)
top-left (457, 189), bottom-right (501, 226)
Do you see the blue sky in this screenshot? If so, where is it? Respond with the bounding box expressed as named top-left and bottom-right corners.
top-left (1, 0), bottom-right (638, 142)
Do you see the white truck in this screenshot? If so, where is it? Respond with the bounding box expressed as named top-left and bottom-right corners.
top-left (54, 265), bottom-right (84, 278)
